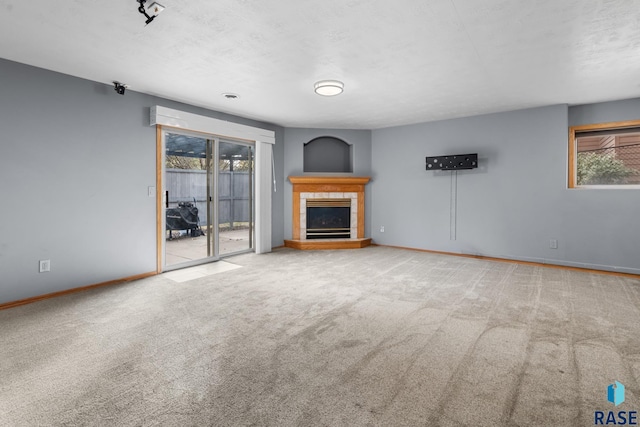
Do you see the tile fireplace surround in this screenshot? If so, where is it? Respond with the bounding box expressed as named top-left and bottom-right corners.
top-left (284, 176), bottom-right (372, 250)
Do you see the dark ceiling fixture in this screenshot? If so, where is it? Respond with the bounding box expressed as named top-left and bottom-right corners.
top-left (137, 0), bottom-right (164, 25)
top-left (113, 82), bottom-right (127, 95)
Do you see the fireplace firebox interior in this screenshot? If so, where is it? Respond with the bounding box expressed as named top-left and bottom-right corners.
top-left (306, 199), bottom-right (351, 239)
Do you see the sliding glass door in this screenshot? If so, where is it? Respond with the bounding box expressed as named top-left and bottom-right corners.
top-left (162, 130), bottom-right (254, 270)
top-left (164, 131), bottom-right (214, 268)
top-left (218, 140), bottom-right (254, 255)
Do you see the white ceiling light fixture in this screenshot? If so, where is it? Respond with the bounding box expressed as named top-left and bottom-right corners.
top-left (314, 80), bottom-right (344, 96)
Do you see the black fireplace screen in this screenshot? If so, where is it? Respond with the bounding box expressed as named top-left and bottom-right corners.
top-left (306, 200), bottom-right (351, 239)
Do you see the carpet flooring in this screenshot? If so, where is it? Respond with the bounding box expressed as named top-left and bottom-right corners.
top-left (1, 246), bottom-right (639, 426)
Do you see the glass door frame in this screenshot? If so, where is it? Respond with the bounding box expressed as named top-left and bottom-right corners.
top-left (217, 138), bottom-right (255, 257)
top-left (159, 127), bottom-right (219, 272)
top-left (156, 126), bottom-right (256, 273)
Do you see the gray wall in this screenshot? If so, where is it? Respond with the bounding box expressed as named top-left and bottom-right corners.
top-left (0, 58), bottom-right (284, 304)
top-left (283, 128), bottom-right (372, 240)
top-left (371, 104), bottom-right (640, 274)
top-left (2, 54), bottom-right (637, 305)
top-left (569, 98), bottom-right (640, 126)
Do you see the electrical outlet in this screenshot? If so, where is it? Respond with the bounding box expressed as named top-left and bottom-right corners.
top-left (549, 239), bottom-right (558, 249)
top-left (380, 226), bottom-right (385, 233)
top-left (39, 259), bottom-right (51, 273)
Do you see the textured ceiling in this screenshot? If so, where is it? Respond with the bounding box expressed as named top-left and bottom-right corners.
top-left (1, 0), bottom-right (639, 129)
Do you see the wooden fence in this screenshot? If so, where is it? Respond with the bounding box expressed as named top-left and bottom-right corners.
top-left (166, 169), bottom-right (252, 228)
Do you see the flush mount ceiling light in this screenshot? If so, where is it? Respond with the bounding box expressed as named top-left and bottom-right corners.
top-left (314, 80), bottom-right (344, 96)
top-left (137, 0), bottom-right (164, 25)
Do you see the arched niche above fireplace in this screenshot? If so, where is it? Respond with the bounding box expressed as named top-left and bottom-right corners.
top-left (303, 137), bottom-right (353, 173)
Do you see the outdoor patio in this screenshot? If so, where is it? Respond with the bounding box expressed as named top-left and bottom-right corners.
top-left (165, 228), bottom-right (252, 265)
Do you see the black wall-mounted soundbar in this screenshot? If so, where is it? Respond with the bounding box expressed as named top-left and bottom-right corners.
top-left (426, 153), bottom-right (478, 170)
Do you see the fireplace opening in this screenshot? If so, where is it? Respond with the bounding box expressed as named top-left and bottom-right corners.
top-left (306, 199), bottom-right (351, 239)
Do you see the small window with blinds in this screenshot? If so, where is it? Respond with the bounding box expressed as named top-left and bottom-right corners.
top-left (569, 120), bottom-right (640, 188)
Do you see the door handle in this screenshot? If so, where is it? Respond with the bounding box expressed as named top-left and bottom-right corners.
top-left (165, 191), bottom-right (169, 208)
